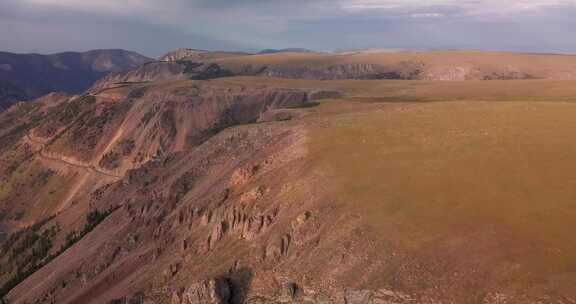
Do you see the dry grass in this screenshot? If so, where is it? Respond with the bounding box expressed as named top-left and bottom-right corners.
top-left (171, 76), bottom-right (576, 296)
top-left (296, 81), bottom-right (576, 296)
top-left (219, 76), bottom-right (576, 103)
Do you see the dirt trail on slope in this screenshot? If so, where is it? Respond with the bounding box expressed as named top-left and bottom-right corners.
top-left (26, 134), bottom-right (122, 179)
top-left (25, 133), bottom-right (122, 213)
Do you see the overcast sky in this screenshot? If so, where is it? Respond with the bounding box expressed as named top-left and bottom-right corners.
top-left (2, 0), bottom-right (576, 57)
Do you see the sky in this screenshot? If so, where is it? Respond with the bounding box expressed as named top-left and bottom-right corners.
top-left (2, 0), bottom-right (576, 57)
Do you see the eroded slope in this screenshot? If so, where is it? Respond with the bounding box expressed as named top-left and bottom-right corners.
top-left (0, 79), bottom-right (318, 301)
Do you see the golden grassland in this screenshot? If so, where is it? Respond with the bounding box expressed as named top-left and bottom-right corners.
top-left (220, 76), bottom-right (576, 103)
top-left (200, 76), bottom-right (576, 292)
top-left (285, 78), bottom-right (576, 293)
top-left (92, 77), bottom-right (576, 290)
top-left (112, 78), bottom-right (576, 278)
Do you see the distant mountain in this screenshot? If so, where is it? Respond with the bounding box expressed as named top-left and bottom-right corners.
top-left (258, 48), bottom-right (315, 54)
top-left (0, 49), bottom-right (152, 110)
top-left (159, 48), bottom-right (250, 62)
top-left (92, 49), bottom-right (252, 91)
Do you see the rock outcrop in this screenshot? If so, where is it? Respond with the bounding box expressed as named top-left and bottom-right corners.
top-left (91, 62), bottom-right (188, 91)
top-left (92, 50), bottom-right (569, 89)
top-left (91, 61), bottom-right (235, 91)
top-left (160, 49), bottom-right (250, 62)
top-left (171, 279), bottom-right (231, 304)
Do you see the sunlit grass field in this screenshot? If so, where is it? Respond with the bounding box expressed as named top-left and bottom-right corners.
top-left (276, 78), bottom-right (576, 296)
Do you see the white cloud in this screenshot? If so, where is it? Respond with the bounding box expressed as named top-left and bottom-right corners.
top-left (22, 0), bottom-right (154, 13)
top-left (24, 0), bottom-right (139, 9)
top-left (410, 13), bottom-right (445, 18)
top-left (19, 0), bottom-right (576, 17)
top-left (340, 0), bottom-right (576, 16)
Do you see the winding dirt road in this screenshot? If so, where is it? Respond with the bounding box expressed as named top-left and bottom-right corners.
top-left (25, 133), bottom-right (122, 213)
top-left (26, 133), bottom-right (122, 179)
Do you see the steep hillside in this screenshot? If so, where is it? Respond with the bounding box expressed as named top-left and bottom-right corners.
top-left (91, 61), bottom-right (235, 92)
top-left (0, 79), bottom-right (319, 303)
top-left (4, 78), bottom-right (576, 303)
top-left (0, 49), bottom-right (152, 109)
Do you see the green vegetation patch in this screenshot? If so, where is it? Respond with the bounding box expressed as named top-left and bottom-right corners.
top-left (0, 207), bottom-right (116, 300)
top-left (0, 216), bottom-right (58, 299)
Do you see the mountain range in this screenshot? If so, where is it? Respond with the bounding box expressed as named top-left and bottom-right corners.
top-left (3, 48), bottom-right (576, 303)
top-left (0, 49), bottom-right (151, 110)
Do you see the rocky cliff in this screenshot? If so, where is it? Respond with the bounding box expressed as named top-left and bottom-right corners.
top-left (0, 81), bottom-right (381, 303)
top-left (0, 73), bottom-right (388, 304)
top-left (91, 50), bottom-right (576, 92)
top-left (159, 49), bottom-right (250, 62)
top-left (91, 61), bottom-right (235, 92)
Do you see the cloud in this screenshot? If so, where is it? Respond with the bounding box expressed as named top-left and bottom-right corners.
top-left (22, 0), bottom-right (152, 11)
top-left (410, 13), bottom-right (445, 18)
top-left (340, 0), bottom-right (576, 16)
top-left (14, 0), bottom-right (576, 19)
top-left (2, 0), bottom-right (576, 55)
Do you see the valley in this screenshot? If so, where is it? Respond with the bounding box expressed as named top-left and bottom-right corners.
top-left (0, 50), bottom-right (151, 110)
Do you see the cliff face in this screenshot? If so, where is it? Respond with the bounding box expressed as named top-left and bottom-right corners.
top-left (90, 62), bottom-right (188, 91)
top-left (209, 50), bottom-right (576, 81)
top-left (91, 61), bottom-right (235, 92)
top-left (258, 62), bottom-right (424, 80)
top-left (91, 50), bottom-right (566, 90)
top-left (160, 49), bottom-right (208, 62)
top-left (223, 61), bottom-right (539, 81)
top-left (159, 49), bottom-right (250, 62)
